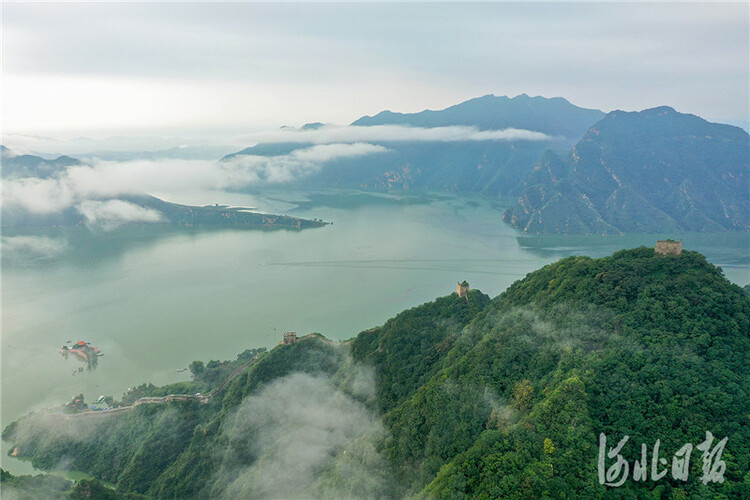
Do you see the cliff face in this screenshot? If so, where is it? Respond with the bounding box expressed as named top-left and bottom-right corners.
top-left (504, 107), bottom-right (750, 234)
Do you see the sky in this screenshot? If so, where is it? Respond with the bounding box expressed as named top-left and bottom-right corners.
top-left (2, 1), bottom-right (748, 153)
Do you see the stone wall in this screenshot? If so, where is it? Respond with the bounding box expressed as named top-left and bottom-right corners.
top-left (655, 240), bottom-right (682, 256)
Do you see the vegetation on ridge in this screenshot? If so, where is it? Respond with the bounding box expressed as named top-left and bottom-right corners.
top-left (3, 247), bottom-right (749, 498)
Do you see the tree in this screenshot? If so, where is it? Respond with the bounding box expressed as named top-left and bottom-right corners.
top-left (189, 360), bottom-right (205, 377)
top-left (511, 379), bottom-right (534, 412)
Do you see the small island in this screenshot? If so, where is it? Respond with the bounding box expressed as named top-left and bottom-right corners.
top-left (126, 195), bottom-right (329, 229)
top-left (60, 340), bottom-right (103, 371)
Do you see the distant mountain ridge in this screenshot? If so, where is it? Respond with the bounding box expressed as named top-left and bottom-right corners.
top-left (7, 96), bottom-right (747, 236)
top-left (1, 145), bottom-right (84, 179)
top-left (352, 93), bottom-right (605, 139)
top-left (225, 94), bottom-right (605, 196)
top-left (503, 106), bottom-right (750, 234)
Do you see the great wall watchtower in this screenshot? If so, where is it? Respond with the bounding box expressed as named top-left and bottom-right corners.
top-left (655, 239), bottom-right (682, 256)
top-left (457, 281), bottom-right (470, 298)
top-left (282, 332), bottom-right (297, 345)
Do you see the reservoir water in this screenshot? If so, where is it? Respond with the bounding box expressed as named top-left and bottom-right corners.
top-left (2, 190), bottom-right (748, 473)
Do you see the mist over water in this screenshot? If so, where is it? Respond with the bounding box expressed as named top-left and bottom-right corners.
top-left (2, 190), bottom-right (748, 474)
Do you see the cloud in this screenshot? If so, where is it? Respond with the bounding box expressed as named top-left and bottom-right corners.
top-left (3, 411), bottom-right (108, 453)
top-left (2, 132), bottom-right (224, 157)
top-left (236, 124), bottom-right (552, 145)
top-left (76, 200), bottom-right (165, 229)
top-left (1, 235), bottom-right (68, 259)
top-left (3, 3), bottom-right (747, 134)
top-left (214, 370), bottom-right (392, 500)
top-left (2, 159), bottom-right (218, 214)
top-left (2, 143), bottom-right (387, 214)
top-left (0, 482), bottom-right (69, 500)
top-left (221, 142), bottom-right (388, 185)
top-left (2, 176), bottom-right (77, 214)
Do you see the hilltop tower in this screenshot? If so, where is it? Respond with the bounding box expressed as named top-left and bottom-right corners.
top-left (655, 239), bottom-right (682, 256)
top-left (457, 281), bottom-right (470, 298)
top-left (282, 332), bottom-right (297, 345)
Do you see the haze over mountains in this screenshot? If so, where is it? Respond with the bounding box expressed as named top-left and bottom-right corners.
top-left (4, 94), bottom-right (748, 234)
top-left (0, 145), bottom-right (83, 179)
top-left (0, 147), bottom-right (323, 230)
top-left (225, 94), bottom-right (749, 234)
top-left (350, 93), bottom-right (605, 138)
top-left (225, 94), bottom-right (604, 196)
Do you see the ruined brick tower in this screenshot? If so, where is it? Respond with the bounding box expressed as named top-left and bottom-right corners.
top-left (282, 332), bottom-right (297, 345)
top-left (655, 240), bottom-right (682, 256)
top-left (457, 280), bottom-right (470, 298)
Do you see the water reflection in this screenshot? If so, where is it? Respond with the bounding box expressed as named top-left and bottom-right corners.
top-left (1, 224), bottom-right (313, 268)
top-left (60, 340), bottom-right (102, 373)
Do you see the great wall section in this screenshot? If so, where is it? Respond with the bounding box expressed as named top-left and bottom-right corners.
top-left (63, 356), bottom-right (258, 421)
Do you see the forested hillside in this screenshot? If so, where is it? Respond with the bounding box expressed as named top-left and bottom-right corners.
top-left (4, 248), bottom-right (749, 498)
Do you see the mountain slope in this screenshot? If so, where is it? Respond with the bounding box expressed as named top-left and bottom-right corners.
top-left (420, 249), bottom-right (749, 497)
top-left (504, 107), bottom-right (750, 234)
top-left (4, 247), bottom-right (749, 498)
top-left (223, 95), bottom-right (605, 196)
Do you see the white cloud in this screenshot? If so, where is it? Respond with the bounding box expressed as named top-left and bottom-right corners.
top-left (2, 143), bottom-right (387, 214)
top-left (221, 142), bottom-right (388, 185)
top-left (1, 235), bottom-right (68, 259)
top-left (236, 124), bottom-right (552, 146)
top-left (76, 200), bottom-right (165, 229)
top-left (216, 371), bottom-right (391, 500)
top-left (2, 176), bottom-right (77, 214)
top-left (3, 3), bottom-right (746, 136)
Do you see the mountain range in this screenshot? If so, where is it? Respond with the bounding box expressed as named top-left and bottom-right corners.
top-left (503, 107), bottom-right (750, 234)
top-left (351, 93), bottom-right (605, 138)
top-left (5, 95), bottom-right (749, 235)
top-left (224, 96), bottom-right (748, 234)
top-left (224, 94), bottom-right (605, 196)
top-left (0, 144), bottom-right (83, 179)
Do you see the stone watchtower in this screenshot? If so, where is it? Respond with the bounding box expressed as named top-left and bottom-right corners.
top-left (282, 332), bottom-right (297, 345)
top-left (655, 239), bottom-right (682, 256)
top-left (457, 281), bottom-right (470, 298)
